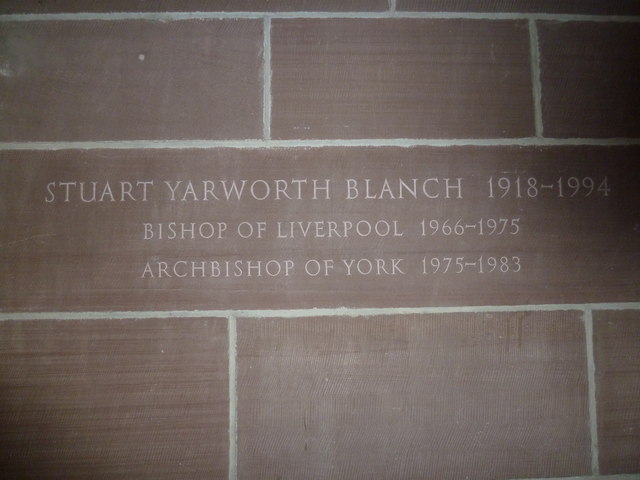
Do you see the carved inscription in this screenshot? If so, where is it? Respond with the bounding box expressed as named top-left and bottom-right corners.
top-left (0, 147), bottom-right (638, 310)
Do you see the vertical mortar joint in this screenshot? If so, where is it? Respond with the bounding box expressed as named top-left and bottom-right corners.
top-left (528, 19), bottom-right (544, 138)
top-left (228, 315), bottom-right (238, 480)
top-left (263, 17), bottom-right (272, 141)
top-left (584, 308), bottom-right (600, 475)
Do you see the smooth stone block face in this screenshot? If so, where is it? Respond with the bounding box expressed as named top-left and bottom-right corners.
top-left (0, 20), bottom-right (263, 141)
top-left (236, 312), bottom-right (590, 480)
top-left (593, 310), bottom-right (640, 474)
top-left (1, 146), bottom-right (638, 311)
top-left (0, 0), bottom-right (389, 13)
top-left (397, 0), bottom-right (640, 14)
top-left (538, 21), bottom-right (640, 138)
top-left (270, 19), bottom-right (534, 139)
top-left (0, 317), bottom-right (229, 479)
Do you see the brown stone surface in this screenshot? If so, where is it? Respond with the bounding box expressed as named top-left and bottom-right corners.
top-left (593, 310), bottom-right (640, 474)
top-left (397, 0), bottom-right (640, 14)
top-left (0, 0), bottom-right (388, 13)
top-left (0, 20), bottom-right (262, 141)
top-left (538, 21), bottom-right (640, 139)
top-left (1, 146), bottom-right (639, 311)
top-left (237, 312), bottom-right (590, 479)
top-left (0, 317), bottom-right (228, 479)
top-left (271, 19), bottom-right (534, 139)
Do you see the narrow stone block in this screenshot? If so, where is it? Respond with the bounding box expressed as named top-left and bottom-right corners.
top-left (271, 19), bottom-right (534, 139)
top-left (0, 20), bottom-right (263, 141)
top-left (538, 21), bottom-right (640, 138)
top-left (0, 0), bottom-right (388, 13)
top-left (593, 310), bottom-right (640, 474)
top-left (0, 317), bottom-right (229, 479)
top-left (397, 0), bottom-right (640, 15)
top-left (237, 312), bottom-right (590, 479)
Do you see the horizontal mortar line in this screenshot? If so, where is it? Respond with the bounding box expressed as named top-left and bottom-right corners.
top-left (2, 11), bottom-right (640, 22)
top-left (390, 12), bottom-right (640, 22)
top-left (507, 474), bottom-right (640, 480)
top-left (1, 302), bottom-right (639, 321)
top-left (2, 138), bottom-right (640, 151)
